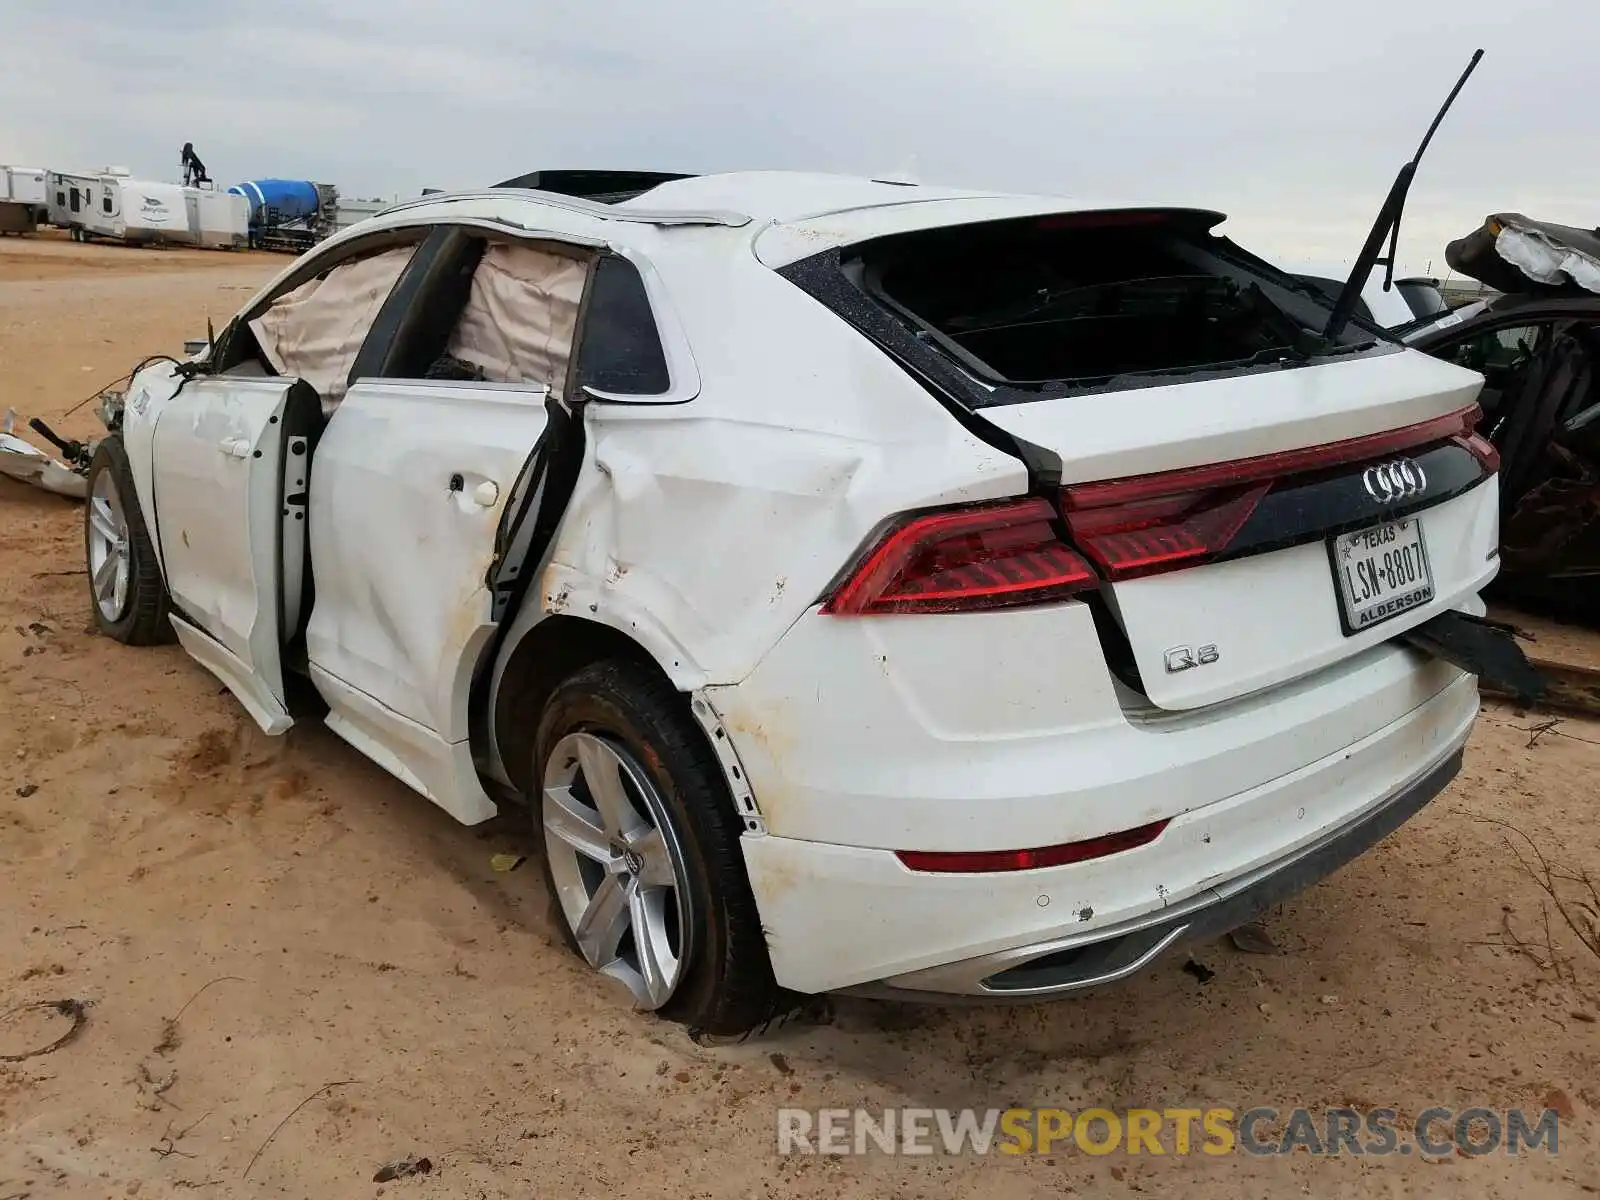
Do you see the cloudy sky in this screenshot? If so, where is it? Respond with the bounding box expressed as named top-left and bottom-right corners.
top-left (4, 0), bottom-right (1595, 270)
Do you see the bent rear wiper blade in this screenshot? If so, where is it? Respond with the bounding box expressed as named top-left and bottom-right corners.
top-left (1324, 49), bottom-right (1485, 342)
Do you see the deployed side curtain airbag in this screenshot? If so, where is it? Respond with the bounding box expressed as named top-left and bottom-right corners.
top-left (248, 246), bottom-right (415, 405)
top-left (446, 242), bottom-right (586, 398)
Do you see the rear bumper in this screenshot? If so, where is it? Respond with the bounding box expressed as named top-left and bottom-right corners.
top-left (735, 668), bottom-right (1477, 995)
top-left (847, 744), bottom-right (1462, 1001)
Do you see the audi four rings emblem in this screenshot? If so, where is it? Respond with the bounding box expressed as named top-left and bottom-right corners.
top-left (1362, 458), bottom-right (1427, 503)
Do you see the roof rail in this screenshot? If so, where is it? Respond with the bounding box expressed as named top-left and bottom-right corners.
top-left (375, 188), bottom-right (751, 228)
top-left (488, 169), bottom-right (694, 204)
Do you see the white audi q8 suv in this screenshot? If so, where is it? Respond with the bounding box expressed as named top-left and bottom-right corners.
top-left (87, 170), bottom-right (1503, 1034)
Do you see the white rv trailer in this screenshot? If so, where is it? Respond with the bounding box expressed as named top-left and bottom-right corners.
top-left (45, 171), bottom-right (248, 249)
top-left (0, 165), bottom-right (47, 234)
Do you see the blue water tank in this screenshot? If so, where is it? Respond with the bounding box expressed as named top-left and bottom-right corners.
top-left (228, 179), bottom-right (322, 225)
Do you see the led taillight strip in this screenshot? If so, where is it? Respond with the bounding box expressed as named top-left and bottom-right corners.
top-left (1059, 404), bottom-right (1494, 582)
top-left (1062, 404), bottom-right (1486, 511)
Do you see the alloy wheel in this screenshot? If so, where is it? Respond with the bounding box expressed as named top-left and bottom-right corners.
top-left (541, 731), bottom-right (693, 1010)
top-left (87, 467), bottom-right (132, 623)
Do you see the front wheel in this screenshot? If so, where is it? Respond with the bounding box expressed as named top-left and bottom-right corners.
top-left (533, 659), bottom-right (785, 1037)
top-left (84, 437), bottom-right (173, 645)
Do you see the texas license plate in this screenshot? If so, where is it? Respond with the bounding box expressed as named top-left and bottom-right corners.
top-left (1330, 517), bottom-right (1435, 635)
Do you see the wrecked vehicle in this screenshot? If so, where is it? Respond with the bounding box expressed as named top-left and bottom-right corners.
top-left (1403, 213), bottom-right (1600, 618)
top-left (78, 158), bottom-right (1543, 1032)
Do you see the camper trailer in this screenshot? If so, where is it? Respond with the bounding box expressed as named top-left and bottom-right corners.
top-left (46, 171), bottom-right (248, 249)
top-left (0, 165), bottom-right (47, 234)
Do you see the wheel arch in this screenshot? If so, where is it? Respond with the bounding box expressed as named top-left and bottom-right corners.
top-left (482, 612), bottom-right (762, 833)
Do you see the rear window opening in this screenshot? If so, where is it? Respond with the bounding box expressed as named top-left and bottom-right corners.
top-left (845, 212), bottom-right (1387, 392)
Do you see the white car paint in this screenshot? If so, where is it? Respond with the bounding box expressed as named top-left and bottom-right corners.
top-left (148, 377), bottom-right (301, 733)
top-left (110, 172), bottom-right (1499, 1003)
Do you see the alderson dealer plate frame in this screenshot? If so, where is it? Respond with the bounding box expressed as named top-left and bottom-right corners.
top-left (1327, 516), bottom-right (1436, 637)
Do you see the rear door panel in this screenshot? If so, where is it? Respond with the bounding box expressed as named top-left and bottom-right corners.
top-left (305, 379), bottom-right (550, 742)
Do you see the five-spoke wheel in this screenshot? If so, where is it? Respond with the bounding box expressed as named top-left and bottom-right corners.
top-left (542, 731), bottom-right (693, 1010)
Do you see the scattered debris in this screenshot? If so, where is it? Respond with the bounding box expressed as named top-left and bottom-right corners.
top-left (1526, 719), bottom-right (1562, 748)
top-left (0, 410), bottom-right (96, 499)
top-left (1465, 812), bottom-right (1600, 976)
top-left (1181, 959), bottom-right (1215, 984)
top-left (243, 1080), bottom-right (358, 1179)
top-left (373, 1156), bottom-right (433, 1183)
top-left (1482, 662), bottom-right (1600, 721)
top-left (15, 783), bottom-right (37, 798)
top-left (1541, 1088), bottom-right (1578, 1120)
top-left (0, 432), bottom-right (86, 499)
top-left (151, 1112), bottom-right (209, 1159)
top-left (135, 1060), bottom-right (179, 1110)
top-left (1320, 994), bottom-right (1340, 1005)
top-left (159, 975), bottom-right (246, 1057)
top-left (0, 998), bottom-right (88, 1062)
top-left (1228, 921), bottom-right (1280, 955)
top-left (489, 854), bottom-right (526, 873)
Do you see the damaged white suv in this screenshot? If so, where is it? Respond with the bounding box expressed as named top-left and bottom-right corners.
top-left (88, 170), bottom-right (1510, 1035)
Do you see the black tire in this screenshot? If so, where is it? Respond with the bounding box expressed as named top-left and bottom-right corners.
top-left (532, 659), bottom-right (786, 1037)
top-left (84, 436), bottom-right (174, 645)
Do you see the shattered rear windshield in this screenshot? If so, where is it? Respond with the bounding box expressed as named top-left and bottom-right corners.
top-left (849, 213), bottom-right (1386, 391)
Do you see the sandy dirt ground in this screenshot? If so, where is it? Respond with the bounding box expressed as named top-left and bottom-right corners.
top-left (1, 232), bottom-right (1597, 1199)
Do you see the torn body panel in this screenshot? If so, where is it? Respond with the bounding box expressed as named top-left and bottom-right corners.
top-left (1446, 213), bottom-right (1600, 297)
top-left (531, 250), bottom-right (1028, 685)
top-left (0, 433), bottom-right (86, 498)
top-left (479, 243), bottom-right (1027, 796)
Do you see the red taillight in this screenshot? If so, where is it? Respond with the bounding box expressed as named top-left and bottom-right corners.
top-left (1062, 404), bottom-right (1485, 582)
top-left (1459, 430), bottom-right (1500, 472)
top-left (896, 819), bottom-right (1170, 873)
top-left (821, 497), bottom-right (1096, 616)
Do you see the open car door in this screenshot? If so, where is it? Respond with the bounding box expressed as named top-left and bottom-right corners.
top-left (149, 375), bottom-right (319, 734)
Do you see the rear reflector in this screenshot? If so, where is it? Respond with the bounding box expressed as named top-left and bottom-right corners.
top-left (821, 497), bottom-right (1096, 616)
top-left (1062, 404), bottom-right (1487, 581)
top-left (896, 819), bottom-right (1170, 873)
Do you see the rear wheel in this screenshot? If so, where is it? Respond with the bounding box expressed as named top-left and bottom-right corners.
top-left (533, 659), bottom-right (785, 1036)
top-left (84, 436), bottom-right (173, 645)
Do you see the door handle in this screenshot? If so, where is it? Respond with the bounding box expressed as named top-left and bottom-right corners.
top-left (218, 437), bottom-right (251, 458)
top-left (472, 480), bottom-right (500, 508)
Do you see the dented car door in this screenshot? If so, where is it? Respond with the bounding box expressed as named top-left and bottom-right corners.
top-left (300, 231), bottom-right (588, 822)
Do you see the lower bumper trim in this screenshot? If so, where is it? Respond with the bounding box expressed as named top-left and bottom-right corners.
top-left (844, 744), bottom-right (1464, 1003)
